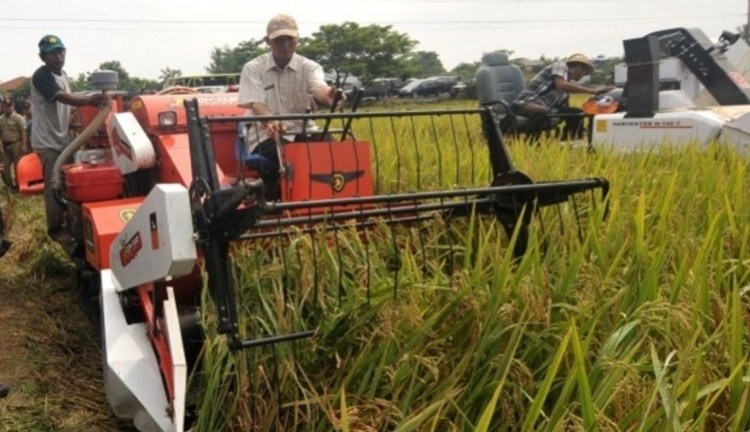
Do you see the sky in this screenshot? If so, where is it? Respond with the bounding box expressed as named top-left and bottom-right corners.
top-left (0, 0), bottom-right (746, 83)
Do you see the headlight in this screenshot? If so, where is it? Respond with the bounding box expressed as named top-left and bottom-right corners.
top-left (158, 111), bottom-right (177, 127)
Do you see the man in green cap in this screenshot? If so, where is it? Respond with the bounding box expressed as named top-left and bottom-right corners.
top-left (30, 34), bottom-right (109, 242)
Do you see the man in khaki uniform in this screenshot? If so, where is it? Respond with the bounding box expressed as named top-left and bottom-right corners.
top-left (0, 100), bottom-right (28, 191)
top-left (238, 14), bottom-right (340, 199)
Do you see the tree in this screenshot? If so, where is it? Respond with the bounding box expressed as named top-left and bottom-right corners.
top-left (98, 60), bottom-right (131, 83)
top-left (208, 39), bottom-right (266, 73)
top-left (300, 22), bottom-right (417, 85)
top-left (69, 61), bottom-right (160, 93)
top-left (449, 62), bottom-right (481, 83)
top-left (159, 67), bottom-right (183, 84)
top-left (406, 51), bottom-right (445, 78)
top-left (590, 56), bottom-right (622, 85)
top-left (70, 72), bottom-right (91, 92)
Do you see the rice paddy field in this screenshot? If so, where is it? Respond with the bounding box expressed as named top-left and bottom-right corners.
top-left (2, 98), bottom-right (750, 431)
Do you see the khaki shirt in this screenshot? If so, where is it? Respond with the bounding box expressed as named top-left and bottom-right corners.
top-left (238, 52), bottom-right (328, 153)
top-left (0, 111), bottom-right (26, 145)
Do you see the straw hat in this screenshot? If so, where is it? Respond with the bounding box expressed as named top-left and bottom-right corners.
top-left (566, 53), bottom-right (594, 75)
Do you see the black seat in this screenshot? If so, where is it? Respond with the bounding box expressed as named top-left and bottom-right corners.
top-left (475, 51), bottom-right (560, 136)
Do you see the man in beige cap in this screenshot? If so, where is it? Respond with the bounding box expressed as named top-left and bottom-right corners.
top-left (238, 14), bottom-right (339, 199)
top-left (512, 53), bottom-right (614, 142)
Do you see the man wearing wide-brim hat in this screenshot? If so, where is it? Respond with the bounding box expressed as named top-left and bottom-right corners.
top-left (512, 53), bottom-right (614, 142)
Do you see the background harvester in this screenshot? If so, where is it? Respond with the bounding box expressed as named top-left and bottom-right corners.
top-left (591, 27), bottom-right (750, 153)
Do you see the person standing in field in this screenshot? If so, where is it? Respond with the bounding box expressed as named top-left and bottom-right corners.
top-left (513, 53), bottom-right (614, 141)
top-left (21, 100), bottom-right (32, 142)
top-left (0, 99), bottom-right (28, 192)
top-left (30, 34), bottom-right (109, 242)
top-left (237, 14), bottom-right (341, 199)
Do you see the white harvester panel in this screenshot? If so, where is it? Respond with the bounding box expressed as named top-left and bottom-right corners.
top-left (108, 112), bottom-right (156, 174)
top-left (110, 184), bottom-right (196, 290)
top-left (101, 270), bottom-right (178, 432)
top-left (722, 109), bottom-right (750, 155)
top-left (592, 110), bottom-right (725, 152)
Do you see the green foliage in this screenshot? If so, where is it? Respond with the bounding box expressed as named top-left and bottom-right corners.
top-left (406, 50), bottom-right (446, 78)
top-left (590, 56), bottom-right (623, 85)
top-left (70, 60), bottom-right (160, 93)
top-left (449, 61), bottom-right (480, 83)
top-left (207, 39), bottom-right (266, 74)
top-left (158, 67), bottom-right (183, 84)
top-left (300, 22), bottom-right (417, 84)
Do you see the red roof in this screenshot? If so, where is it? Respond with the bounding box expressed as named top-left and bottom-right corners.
top-left (0, 76), bottom-right (30, 93)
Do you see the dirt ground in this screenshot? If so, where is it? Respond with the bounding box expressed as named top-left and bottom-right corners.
top-left (0, 194), bottom-right (135, 432)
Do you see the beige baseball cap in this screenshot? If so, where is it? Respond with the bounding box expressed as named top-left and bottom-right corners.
top-left (266, 14), bottom-right (299, 40)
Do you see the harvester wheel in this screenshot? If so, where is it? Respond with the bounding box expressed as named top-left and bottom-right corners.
top-left (178, 306), bottom-right (204, 372)
top-left (76, 262), bottom-right (101, 323)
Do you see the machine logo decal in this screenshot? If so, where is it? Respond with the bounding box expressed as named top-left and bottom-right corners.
top-left (112, 132), bottom-right (134, 161)
top-left (120, 209), bottom-right (135, 222)
top-left (310, 170), bottom-right (364, 193)
top-left (119, 231), bottom-right (143, 267)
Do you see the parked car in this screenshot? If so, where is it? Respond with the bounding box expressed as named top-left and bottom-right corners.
top-left (325, 73), bottom-right (363, 100)
top-left (362, 77), bottom-right (405, 100)
top-left (398, 77), bottom-right (456, 98)
top-left (397, 79), bottom-right (426, 98)
top-left (450, 81), bottom-right (467, 98)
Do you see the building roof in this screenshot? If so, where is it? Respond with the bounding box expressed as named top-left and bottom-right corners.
top-left (0, 76), bottom-right (30, 93)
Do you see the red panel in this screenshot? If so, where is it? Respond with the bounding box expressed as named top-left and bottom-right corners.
top-left (129, 93), bottom-right (244, 133)
top-left (82, 197), bottom-right (144, 270)
top-left (64, 163), bottom-right (124, 203)
top-left (155, 134), bottom-right (233, 187)
top-left (281, 140), bottom-right (373, 212)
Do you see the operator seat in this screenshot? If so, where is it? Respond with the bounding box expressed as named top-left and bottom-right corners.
top-left (235, 123), bottom-right (272, 172)
top-left (235, 122), bottom-right (279, 199)
top-left (475, 51), bottom-right (560, 136)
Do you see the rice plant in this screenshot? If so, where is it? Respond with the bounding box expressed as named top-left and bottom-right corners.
top-left (190, 108), bottom-right (750, 431)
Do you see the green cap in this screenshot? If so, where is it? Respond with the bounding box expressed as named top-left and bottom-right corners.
top-left (38, 35), bottom-right (65, 53)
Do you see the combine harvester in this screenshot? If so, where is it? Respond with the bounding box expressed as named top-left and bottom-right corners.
top-left (592, 27), bottom-right (750, 152)
top-left (18, 73), bottom-right (608, 431)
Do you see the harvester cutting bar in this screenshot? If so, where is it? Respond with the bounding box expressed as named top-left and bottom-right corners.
top-left (262, 179), bottom-right (609, 212)
top-left (183, 98), bottom-right (609, 352)
top-left (240, 179), bottom-right (608, 238)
